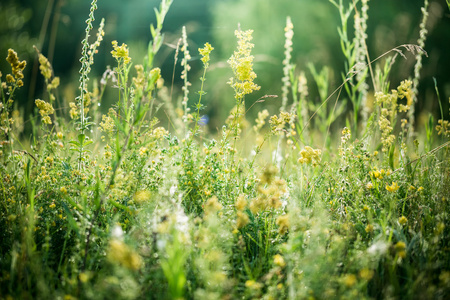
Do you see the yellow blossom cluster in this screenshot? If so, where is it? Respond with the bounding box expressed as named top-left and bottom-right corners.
top-left (236, 211), bottom-right (249, 229)
top-left (398, 216), bottom-right (408, 225)
top-left (69, 91), bottom-right (92, 121)
top-left (235, 194), bottom-right (247, 211)
top-left (139, 147), bottom-right (149, 156)
top-left (250, 167), bottom-right (287, 214)
top-left (6, 49), bottom-right (26, 88)
top-left (133, 190), bottom-right (151, 205)
top-left (375, 80), bottom-right (413, 152)
top-left (152, 126), bottom-right (168, 139)
top-left (365, 224), bottom-right (374, 233)
top-left (436, 119), bottom-right (450, 138)
top-left (235, 194), bottom-right (249, 229)
top-left (253, 109), bottom-right (269, 133)
top-left (394, 241), bottom-right (407, 258)
top-left (198, 42), bottom-right (214, 67)
top-left (204, 196), bottom-right (223, 216)
top-left (269, 112), bottom-right (296, 135)
top-left (298, 146), bottom-right (321, 166)
top-left (107, 239), bottom-right (142, 270)
top-left (276, 214), bottom-right (289, 235)
top-left (338, 127), bottom-right (353, 156)
top-left (369, 167), bottom-right (390, 180)
top-left (386, 182), bottom-right (400, 192)
top-left (227, 29), bottom-right (260, 99)
top-left (35, 99), bottom-right (55, 124)
top-left (397, 80), bottom-right (413, 111)
top-left (38, 53), bottom-right (52, 80)
top-left (111, 40), bottom-right (131, 64)
top-left (133, 64), bottom-right (145, 89)
top-left (99, 113), bottom-right (115, 134)
top-left (273, 254), bottom-right (286, 267)
top-left (69, 102), bottom-right (78, 119)
top-left (343, 274), bottom-right (357, 287)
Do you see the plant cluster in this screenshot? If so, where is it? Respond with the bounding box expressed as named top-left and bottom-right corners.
top-left (1, 0), bottom-right (449, 299)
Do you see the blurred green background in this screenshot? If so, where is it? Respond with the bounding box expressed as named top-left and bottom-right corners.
top-left (1, 0), bottom-right (449, 130)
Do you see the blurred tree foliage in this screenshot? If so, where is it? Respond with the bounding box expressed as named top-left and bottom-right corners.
top-left (1, 0), bottom-right (449, 129)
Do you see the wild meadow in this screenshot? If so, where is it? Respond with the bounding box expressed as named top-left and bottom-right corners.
top-left (1, 0), bottom-right (449, 299)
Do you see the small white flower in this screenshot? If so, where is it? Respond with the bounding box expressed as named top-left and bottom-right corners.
top-left (111, 225), bottom-right (124, 240)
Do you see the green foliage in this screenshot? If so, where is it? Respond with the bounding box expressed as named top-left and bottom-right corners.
top-left (1, 0), bottom-right (450, 299)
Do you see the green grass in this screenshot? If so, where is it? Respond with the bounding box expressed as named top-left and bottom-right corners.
top-left (1, 0), bottom-right (449, 299)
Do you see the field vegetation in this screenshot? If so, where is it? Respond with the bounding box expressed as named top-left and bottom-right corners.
top-left (1, 0), bottom-right (449, 299)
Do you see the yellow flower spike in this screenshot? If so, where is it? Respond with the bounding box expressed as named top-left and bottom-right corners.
top-left (198, 42), bottom-right (214, 67)
top-left (228, 29), bottom-right (260, 99)
top-left (111, 40), bottom-right (131, 64)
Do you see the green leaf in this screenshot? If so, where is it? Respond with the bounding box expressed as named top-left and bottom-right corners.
top-left (77, 134), bottom-right (86, 145)
top-left (389, 143), bottom-right (395, 170)
top-left (83, 140), bottom-right (93, 147)
top-left (68, 140), bottom-right (80, 147)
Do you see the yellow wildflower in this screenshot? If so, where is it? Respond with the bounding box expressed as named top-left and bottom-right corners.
top-left (6, 49), bottom-right (26, 80)
top-left (343, 274), bottom-right (357, 287)
top-left (139, 147), bottom-right (148, 156)
top-left (204, 196), bottom-right (223, 215)
top-left (273, 254), bottom-right (286, 267)
top-left (276, 214), bottom-right (290, 235)
top-left (298, 146), bottom-right (321, 166)
top-left (398, 216), bottom-right (408, 225)
top-left (153, 126), bottom-right (168, 139)
top-left (236, 211), bottom-right (249, 229)
top-left (107, 239), bottom-right (142, 270)
top-left (359, 268), bottom-right (374, 281)
top-left (227, 29), bottom-right (260, 99)
top-left (253, 109), bottom-right (269, 132)
top-left (198, 42), bottom-right (214, 67)
top-left (79, 272), bottom-right (90, 283)
top-left (245, 280), bottom-right (262, 290)
top-left (394, 241), bottom-right (407, 258)
top-left (35, 99), bottom-right (54, 124)
top-left (386, 182), bottom-right (400, 192)
top-left (365, 224), bottom-right (374, 233)
top-left (134, 190), bottom-right (151, 204)
top-left (111, 41), bottom-right (131, 64)
top-left (235, 194), bottom-right (247, 211)
top-left (99, 114), bottom-right (115, 134)
top-left (38, 53), bottom-right (52, 80)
